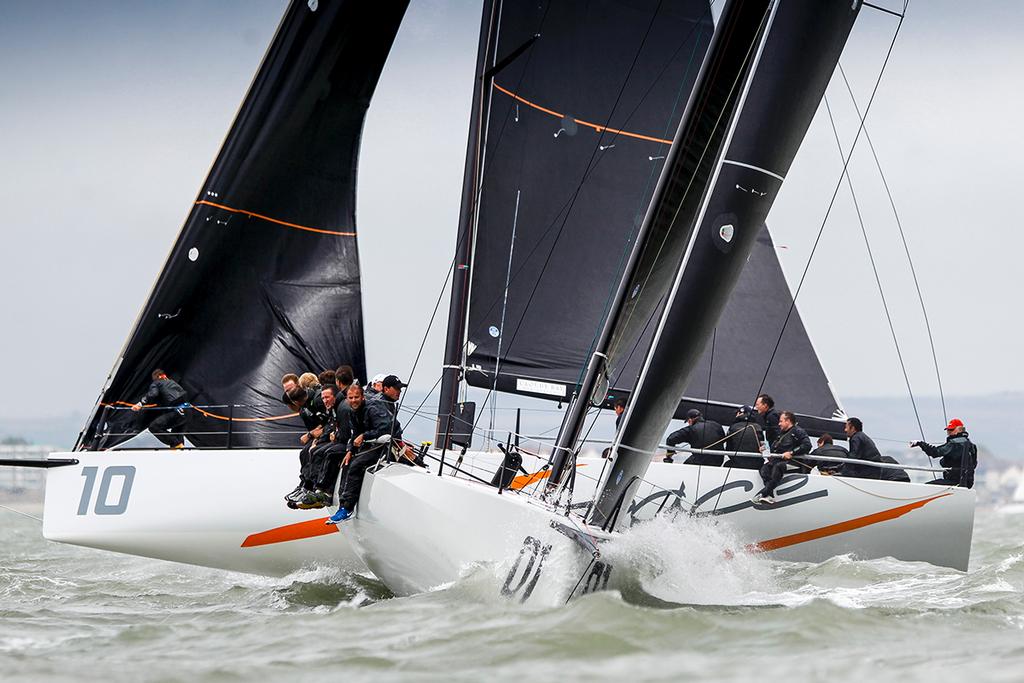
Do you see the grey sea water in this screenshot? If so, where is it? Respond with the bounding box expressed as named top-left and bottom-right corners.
top-left (1, 505), bottom-right (1022, 682)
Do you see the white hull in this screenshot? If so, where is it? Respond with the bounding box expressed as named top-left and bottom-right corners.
top-left (43, 450), bottom-right (357, 576)
top-left (349, 463), bottom-right (607, 600)
top-left (350, 453), bottom-right (976, 598)
top-left (42, 448), bottom-right (975, 578)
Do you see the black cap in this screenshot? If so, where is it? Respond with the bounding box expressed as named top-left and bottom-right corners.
top-left (381, 375), bottom-right (407, 389)
top-left (685, 409), bottom-right (701, 420)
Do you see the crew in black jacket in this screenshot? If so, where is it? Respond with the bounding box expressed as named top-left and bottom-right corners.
top-left (810, 433), bottom-right (849, 474)
top-left (328, 375), bottom-right (418, 524)
top-left (755, 393), bottom-right (781, 445)
top-left (666, 409), bottom-right (726, 466)
top-left (296, 384), bottom-right (345, 508)
top-left (724, 405), bottom-right (764, 469)
top-left (753, 410), bottom-right (811, 504)
top-left (283, 385), bottom-right (330, 506)
top-left (912, 418), bottom-right (977, 488)
top-left (130, 369), bottom-right (187, 448)
top-left (841, 417), bottom-right (883, 479)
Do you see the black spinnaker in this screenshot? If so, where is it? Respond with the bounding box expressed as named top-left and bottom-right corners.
top-left (79, 0), bottom-right (409, 450)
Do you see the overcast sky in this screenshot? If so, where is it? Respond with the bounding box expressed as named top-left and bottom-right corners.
top-left (0, 0), bottom-right (1020, 422)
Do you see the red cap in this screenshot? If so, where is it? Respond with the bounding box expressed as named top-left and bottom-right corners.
top-left (945, 418), bottom-right (964, 431)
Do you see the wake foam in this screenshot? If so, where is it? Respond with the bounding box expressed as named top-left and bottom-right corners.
top-left (600, 513), bottom-right (778, 606)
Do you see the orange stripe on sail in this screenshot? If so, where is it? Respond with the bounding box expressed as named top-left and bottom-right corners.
top-left (510, 463), bottom-right (586, 490)
top-left (492, 82), bottom-right (674, 146)
top-left (195, 200), bottom-right (356, 237)
top-left (192, 406), bottom-right (299, 423)
top-left (241, 517), bottom-right (338, 548)
top-left (748, 492), bottom-right (953, 553)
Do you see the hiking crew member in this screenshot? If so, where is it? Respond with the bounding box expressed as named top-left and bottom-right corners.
top-left (724, 405), bottom-right (764, 469)
top-left (912, 418), bottom-right (977, 488)
top-left (130, 369), bottom-right (187, 448)
top-left (336, 365), bottom-right (355, 396)
top-left (812, 433), bottom-right (849, 475)
top-left (365, 373), bottom-right (386, 399)
top-left (311, 383), bottom-right (369, 507)
top-left (841, 417), bottom-right (883, 479)
top-left (280, 373), bottom-right (300, 405)
top-left (665, 409), bottom-right (726, 466)
top-left (284, 385), bottom-right (330, 507)
top-left (755, 394), bottom-right (781, 445)
top-left (328, 375), bottom-right (416, 524)
top-left (297, 384), bottom-right (344, 509)
top-left (754, 410), bottom-right (811, 504)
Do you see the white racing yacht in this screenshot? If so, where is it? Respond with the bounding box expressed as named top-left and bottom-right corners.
top-left (17, 0), bottom-right (975, 589)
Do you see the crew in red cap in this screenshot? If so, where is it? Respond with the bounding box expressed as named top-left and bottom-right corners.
top-left (911, 418), bottom-right (977, 488)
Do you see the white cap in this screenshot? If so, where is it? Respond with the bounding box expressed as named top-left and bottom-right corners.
top-left (371, 373), bottom-right (386, 384)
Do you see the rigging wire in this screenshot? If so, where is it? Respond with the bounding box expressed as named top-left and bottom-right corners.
top-left (752, 5), bottom-right (908, 422)
top-left (836, 62), bottom-right (947, 424)
top-left (822, 94), bottom-right (925, 439)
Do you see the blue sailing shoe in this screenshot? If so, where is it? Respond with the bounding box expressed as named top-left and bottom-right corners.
top-left (325, 507), bottom-right (351, 525)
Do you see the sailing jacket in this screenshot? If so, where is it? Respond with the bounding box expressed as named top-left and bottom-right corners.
top-left (335, 402), bottom-right (369, 455)
top-left (140, 377), bottom-right (186, 407)
top-left (667, 419), bottom-right (726, 466)
top-left (725, 418), bottom-right (764, 469)
top-left (810, 443), bottom-right (849, 473)
top-left (842, 431), bottom-right (883, 479)
top-left (364, 396), bottom-right (404, 449)
top-left (758, 408), bottom-right (782, 445)
top-left (916, 432), bottom-right (977, 488)
top-left (769, 425), bottom-right (812, 466)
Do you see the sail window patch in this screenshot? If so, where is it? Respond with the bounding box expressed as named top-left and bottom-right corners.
top-left (307, 0), bottom-right (318, 11)
top-left (719, 224), bottom-right (734, 243)
top-left (188, 247), bottom-right (200, 262)
top-left (516, 378), bottom-right (566, 398)
top-left (554, 116), bottom-right (578, 138)
top-left (488, 325), bottom-right (500, 338)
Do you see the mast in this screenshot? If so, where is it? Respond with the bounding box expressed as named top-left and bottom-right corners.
top-left (550, 0), bottom-right (774, 485)
top-left (591, 0), bottom-right (861, 528)
top-left (436, 0), bottom-right (502, 450)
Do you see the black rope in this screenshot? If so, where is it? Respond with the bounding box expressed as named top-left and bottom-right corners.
top-left (752, 7), bottom-right (908, 415)
top-left (836, 62), bottom-right (946, 424)
top-left (822, 95), bottom-right (924, 440)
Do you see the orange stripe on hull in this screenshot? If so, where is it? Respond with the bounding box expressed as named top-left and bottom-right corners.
top-left (241, 517), bottom-right (338, 548)
top-left (749, 492), bottom-right (952, 553)
top-left (510, 464), bottom-right (586, 490)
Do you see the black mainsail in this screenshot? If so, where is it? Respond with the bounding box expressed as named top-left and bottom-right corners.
top-left (437, 0), bottom-right (845, 450)
top-left (437, 0), bottom-right (716, 444)
top-left (79, 0), bottom-right (409, 450)
top-left (592, 0), bottom-right (861, 527)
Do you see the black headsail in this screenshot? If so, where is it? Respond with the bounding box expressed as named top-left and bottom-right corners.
top-left (436, 0), bottom-right (717, 447)
top-left (78, 0), bottom-right (409, 450)
top-left (592, 0), bottom-right (861, 528)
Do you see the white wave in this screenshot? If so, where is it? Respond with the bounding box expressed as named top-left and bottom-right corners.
top-left (600, 513), bottom-right (779, 606)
